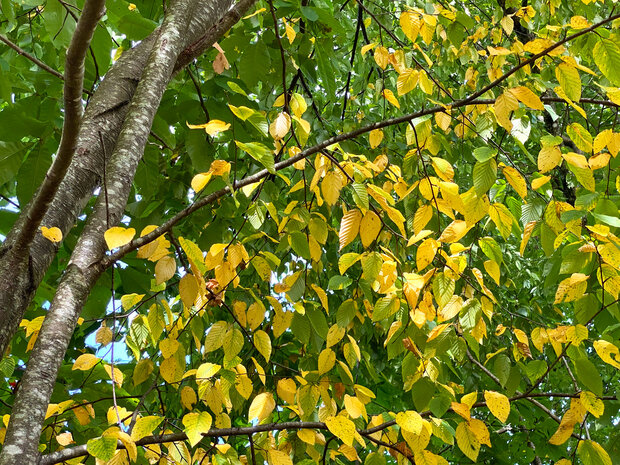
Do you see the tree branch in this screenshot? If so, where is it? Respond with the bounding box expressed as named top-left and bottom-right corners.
top-left (0, 34), bottom-right (66, 82)
top-left (39, 390), bottom-right (617, 465)
top-left (5, 0), bottom-right (105, 260)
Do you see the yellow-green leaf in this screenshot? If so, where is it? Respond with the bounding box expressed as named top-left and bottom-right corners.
top-left (182, 411), bottom-right (212, 447)
top-left (254, 330), bottom-right (272, 362)
top-left (455, 421), bottom-right (480, 462)
top-left (318, 348), bottom-right (336, 375)
top-left (130, 416), bottom-right (162, 442)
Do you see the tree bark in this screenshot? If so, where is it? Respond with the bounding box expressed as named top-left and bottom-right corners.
top-left (0, 0), bottom-right (256, 358)
top-left (0, 0), bottom-right (204, 462)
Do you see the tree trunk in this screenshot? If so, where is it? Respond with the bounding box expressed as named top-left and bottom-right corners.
top-left (0, 0), bottom-right (204, 462)
top-left (0, 0), bottom-right (255, 358)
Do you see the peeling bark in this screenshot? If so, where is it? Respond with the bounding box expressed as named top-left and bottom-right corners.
top-left (0, 0), bottom-right (256, 358)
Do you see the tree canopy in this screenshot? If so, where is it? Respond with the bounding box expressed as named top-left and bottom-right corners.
top-left (0, 0), bottom-right (619, 464)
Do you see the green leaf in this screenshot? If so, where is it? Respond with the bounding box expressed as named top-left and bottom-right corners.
top-left (473, 158), bottom-right (497, 195)
top-left (573, 358), bottom-right (603, 396)
top-left (235, 141), bottom-right (275, 173)
top-left (86, 436), bottom-right (117, 461)
top-left (577, 440), bottom-right (612, 465)
top-left (372, 296), bottom-right (399, 321)
top-left (593, 38), bottom-right (620, 86)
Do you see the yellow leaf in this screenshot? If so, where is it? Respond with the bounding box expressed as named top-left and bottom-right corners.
top-left (438, 220), bottom-right (469, 243)
top-left (325, 415), bottom-right (356, 446)
top-left (186, 119), bottom-right (231, 136)
top-left (318, 348), bottom-right (336, 375)
top-left (247, 301), bottom-right (266, 330)
top-left (484, 391), bottom-right (510, 423)
top-left (104, 365), bottom-right (124, 387)
top-left (501, 165), bottom-right (527, 198)
top-left (360, 211), bottom-right (381, 248)
top-left (277, 378), bottom-right (297, 404)
top-left (593, 340), bottom-right (620, 369)
top-left (285, 22), bottom-right (296, 44)
top-left (248, 392), bottom-right (275, 422)
top-left (509, 86), bottom-right (544, 110)
top-left (133, 359), bottom-right (153, 386)
top-left (339, 209), bottom-right (362, 250)
top-left (483, 260), bottom-right (500, 285)
top-left (416, 238), bottom-right (439, 271)
top-left (180, 386), bottom-right (197, 410)
top-left (159, 338), bottom-right (180, 359)
top-left (451, 402), bottom-right (471, 420)
top-left (155, 255), bottom-right (176, 285)
top-left (427, 323), bottom-right (451, 341)
top-left (577, 440), bottom-right (612, 465)
top-left (160, 356), bottom-right (183, 384)
top-left (413, 204), bottom-right (433, 234)
top-left (107, 406), bottom-right (131, 426)
top-left (56, 432), bottom-right (74, 446)
top-left (269, 112), bottom-right (291, 140)
top-left (538, 144), bottom-right (562, 173)
top-left (397, 68), bottom-right (419, 95)
top-left (179, 274), bottom-right (199, 308)
top-left (72, 354), bottom-right (100, 371)
top-left (554, 273), bottom-right (588, 304)
top-left (361, 42), bottom-right (377, 56)
top-left (182, 411), bottom-right (212, 447)
top-left (468, 418), bottom-right (491, 447)
top-left (290, 93), bottom-right (307, 117)
top-left (104, 227), bottom-right (136, 250)
top-left (269, 449), bottom-right (293, 465)
top-left (254, 330), bottom-right (272, 362)
top-left (382, 89), bottom-right (400, 109)
top-left (455, 421), bottom-right (480, 462)
top-left (190, 172), bottom-right (213, 194)
top-left (326, 324), bottom-right (346, 348)
top-left (344, 394), bottom-right (367, 420)
top-left (461, 392), bottom-right (478, 408)
top-left (579, 391), bottom-right (604, 418)
top-left (369, 129), bottom-right (384, 148)
top-left (40, 226), bottom-right (62, 243)
top-left (95, 324), bottom-right (113, 346)
top-left (400, 11), bottom-right (421, 42)
top-left (374, 46), bottom-right (389, 69)
top-left (531, 175), bottom-right (551, 190)
top-left (322, 171), bottom-right (344, 206)
top-left (396, 410), bottom-right (423, 434)
top-left (494, 91), bottom-right (518, 131)
top-left (120, 293), bottom-right (144, 310)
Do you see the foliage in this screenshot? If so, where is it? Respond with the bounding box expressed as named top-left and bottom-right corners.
top-left (0, 0), bottom-right (620, 464)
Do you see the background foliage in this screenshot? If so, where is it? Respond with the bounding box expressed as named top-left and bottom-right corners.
top-left (0, 0), bottom-right (619, 464)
